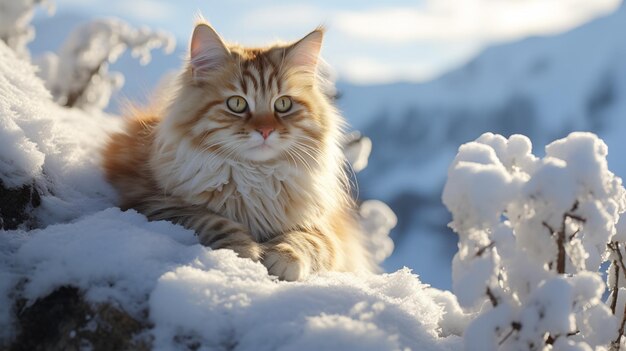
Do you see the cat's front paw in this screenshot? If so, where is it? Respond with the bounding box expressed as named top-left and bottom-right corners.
top-left (230, 242), bottom-right (263, 262)
top-left (262, 244), bottom-right (310, 281)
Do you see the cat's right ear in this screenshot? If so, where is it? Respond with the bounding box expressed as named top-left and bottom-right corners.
top-left (190, 23), bottom-right (230, 78)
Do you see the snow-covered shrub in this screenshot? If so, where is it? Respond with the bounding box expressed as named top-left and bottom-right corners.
top-left (443, 132), bottom-right (626, 350)
top-left (0, 0), bottom-right (53, 59)
top-left (36, 18), bottom-right (175, 111)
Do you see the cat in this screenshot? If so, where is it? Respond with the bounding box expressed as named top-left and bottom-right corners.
top-left (103, 21), bottom-right (374, 281)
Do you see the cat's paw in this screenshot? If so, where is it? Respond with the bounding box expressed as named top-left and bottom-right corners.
top-left (262, 244), bottom-right (310, 281)
top-left (199, 230), bottom-right (263, 262)
top-left (230, 242), bottom-right (263, 262)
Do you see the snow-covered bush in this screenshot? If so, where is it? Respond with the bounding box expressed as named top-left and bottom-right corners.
top-left (35, 18), bottom-right (175, 111)
top-left (443, 132), bottom-right (626, 350)
top-left (0, 0), bottom-right (53, 59)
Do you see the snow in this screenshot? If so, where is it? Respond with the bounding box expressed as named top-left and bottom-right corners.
top-left (443, 132), bottom-right (626, 350)
top-left (3, 208), bottom-right (460, 350)
top-left (0, 0), bottom-right (53, 59)
top-left (35, 17), bottom-right (175, 111)
top-left (4, 3), bottom-right (626, 349)
top-left (0, 28), bottom-right (452, 350)
top-left (0, 40), bottom-right (118, 226)
top-left (333, 5), bottom-right (626, 293)
top-left (359, 200), bottom-right (396, 264)
top-left (343, 131), bottom-right (372, 173)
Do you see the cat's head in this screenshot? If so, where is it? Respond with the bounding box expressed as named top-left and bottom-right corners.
top-left (167, 22), bottom-right (340, 165)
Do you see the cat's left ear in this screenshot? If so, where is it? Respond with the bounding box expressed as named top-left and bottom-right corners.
top-left (190, 23), bottom-right (230, 78)
top-left (286, 28), bottom-right (324, 72)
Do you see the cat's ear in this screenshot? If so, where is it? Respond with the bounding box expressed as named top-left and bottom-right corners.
top-left (286, 28), bottom-right (324, 72)
top-left (190, 23), bottom-right (230, 77)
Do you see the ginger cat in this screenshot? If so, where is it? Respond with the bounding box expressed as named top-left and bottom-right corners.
top-left (103, 22), bottom-right (373, 281)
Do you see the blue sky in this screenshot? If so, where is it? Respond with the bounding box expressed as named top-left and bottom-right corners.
top-left (47, 0), bottom-right (620, 84)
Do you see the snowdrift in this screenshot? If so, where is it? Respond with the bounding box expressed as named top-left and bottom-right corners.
top-left (0, 40), bottom-right (461, 350)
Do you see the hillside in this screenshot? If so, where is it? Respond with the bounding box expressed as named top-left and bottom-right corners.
top-left (336, 3), bottom-right (626, 288)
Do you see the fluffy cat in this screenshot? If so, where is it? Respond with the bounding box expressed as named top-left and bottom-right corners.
top-left (103, 22), bottom-right (374, 281)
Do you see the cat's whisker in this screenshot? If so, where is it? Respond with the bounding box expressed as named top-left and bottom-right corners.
top-left (288, 146), bottom-right (318, 174)
top-left (292, 142), bottom-right (323, 162)
top-left (286, 148), bottom-right (314, 174)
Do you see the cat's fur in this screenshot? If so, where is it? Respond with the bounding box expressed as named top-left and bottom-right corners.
top-left (103, 22), bottom-right (373, 281)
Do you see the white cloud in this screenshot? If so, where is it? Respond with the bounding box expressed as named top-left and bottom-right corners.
top-left (336, 57), bottom-right (438, 84)
top-left (333, 0), bottom-right (621, 44)
top-left (112, 0), bottom-right (176, 21)
top-left (238, 4), bottom-right (325, 31)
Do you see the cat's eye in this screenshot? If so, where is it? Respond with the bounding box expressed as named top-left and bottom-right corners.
top-left (274, 96), bottom-right (293, 113)
top-left (226, 96), bottom-right (248, 113)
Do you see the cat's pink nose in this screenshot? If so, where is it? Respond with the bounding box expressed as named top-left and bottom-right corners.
top-left (256, 127), bottom-right (274, 139)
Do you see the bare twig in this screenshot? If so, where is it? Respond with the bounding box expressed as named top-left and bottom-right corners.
top-left (609, 242), bottom-right (626, 351)
top-left (568, 228), bottom-right (580, 241)
top-left (487, 287), bottom-right (498, 307)
top-left (565, 213), bottom-right (586, 224)
top-left (555, 228), bottom-right (566, 274)
top-left (476, 242), bottom-right (495, 257)
top-left (609, 242), bottom-right (626, 281)
top-left (542, 202), bottom-right (587, 275)
top-left (542, 222), bottom-right (555, 235)
top-left (611, 260), bottom-right (620, 315)
top-left (612, 301), bottom-right (626, 351)
top-left (546, 331), bottom-right (580, 345)
top-left (498, 322), bottom-right (522, 346)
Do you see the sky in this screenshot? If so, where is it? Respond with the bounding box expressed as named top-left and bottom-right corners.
top-left (44, 0), bottom-right (621, 84)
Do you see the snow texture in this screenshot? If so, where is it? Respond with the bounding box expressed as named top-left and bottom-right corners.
top-left (0, 28), bottom-right (425, 349)
top-left (443, 132), bottom-right (626, 350)
top-left (0, 40), bottom-right (118, 225)
top-left (0, 208), bottom-right (457, 350)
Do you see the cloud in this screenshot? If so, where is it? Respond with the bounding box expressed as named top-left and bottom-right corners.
top-left (238, 4), bottom-right (325, 32)
top-left (333, 0), bottom-right (621, 44)
top-left (335, 57), bottom-right (440, 84)
top-left (112, 0), bottom-right (176, 21)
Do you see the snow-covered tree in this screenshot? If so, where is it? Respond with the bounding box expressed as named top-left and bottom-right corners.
top-left (443, 132), bottom-right (626, 350)
top-left (0, 0), bottom-right (53, 59)
top-left (35, 18), bottom-right (175, 111)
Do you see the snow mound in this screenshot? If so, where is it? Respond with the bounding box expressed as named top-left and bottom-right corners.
top-left (0, 28), bottom-right (435, 350)
top-left (2, 208), bottom-right (460, 350)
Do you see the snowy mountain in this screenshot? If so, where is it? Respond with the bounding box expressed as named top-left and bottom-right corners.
top-left (336, 3), bottom-right (626, 288)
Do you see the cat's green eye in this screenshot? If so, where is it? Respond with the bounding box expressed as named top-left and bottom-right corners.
top-left (274, 96), bottom-right (293, 113)
top-left (226, 96), bottom-right (248, 113)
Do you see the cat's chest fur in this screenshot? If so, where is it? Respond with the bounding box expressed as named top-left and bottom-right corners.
top-left (153, 144), bottom-right (322, 240)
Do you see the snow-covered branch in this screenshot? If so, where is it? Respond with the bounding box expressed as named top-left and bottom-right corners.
top-left (36, 18), bottom-right (175, 111)
top-left (0, 0), bottom-right (53, 59)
